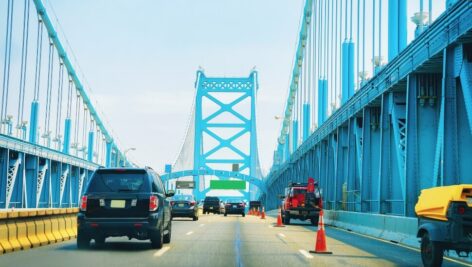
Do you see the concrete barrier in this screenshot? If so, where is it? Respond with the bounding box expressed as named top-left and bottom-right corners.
top-left (0, 208), bottom-right (79, 254)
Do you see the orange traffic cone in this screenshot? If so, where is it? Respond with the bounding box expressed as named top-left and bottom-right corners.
top-left (256, 208), bottom-right (260, 216)
top-left (309, 210), bottom-right (332, 254)
top-left (274, 208), bottom-right (285, 227)
top-left (260, 207), bottom-right (266, 219)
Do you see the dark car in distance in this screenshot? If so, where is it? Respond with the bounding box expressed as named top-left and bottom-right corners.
top-left (224, 199), bottom-right (246, 217)
top-left (77, 167), bottom-right (174, 249)
top-left (203, 196), bottom-right (221, 214)
top-left (170, 195), bottom-right (199, 221)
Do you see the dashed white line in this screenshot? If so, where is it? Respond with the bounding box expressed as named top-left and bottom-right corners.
top-left (278, 233), bottom-right (286, 238)
top-left (199, 224), bottom-right (205, 227)
top-left (186, 231), bottom-right (194, 236)
top-left (299, 249), bottom-right (314, 259)
top-left (268, 225), bottom-right (274, 228)
top-left (153, 246), bottom-right (170, 257)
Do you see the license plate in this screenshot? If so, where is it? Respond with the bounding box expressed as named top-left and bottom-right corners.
top-left (178, 204), bottom-right (185, 207)
top-left (110, 200), bottom-right (126, 208)
top-left (209, 207), bottom-right (213, 209)
top-left (233, 205), bottom-right (237, 208)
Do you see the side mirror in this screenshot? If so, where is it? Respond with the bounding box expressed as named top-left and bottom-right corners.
top-left (166, 190), bottom-right (175, 198)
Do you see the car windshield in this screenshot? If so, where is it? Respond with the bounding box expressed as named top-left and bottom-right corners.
top-left (172, 195), bottom-right (193, 201)
top-left (87, 172), bottom-right (147, 193)
top-left (227, 199), bottom-right (243, 203)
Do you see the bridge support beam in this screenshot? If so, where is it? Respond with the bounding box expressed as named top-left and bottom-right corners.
top-left (29, 101), bottom-right (39, 144)
top-left (292, 120), bottom-right (298, 152)
top-left (87, 131), bottom-right (94, 162)
top-left (342, 41), bottom-right (355, 105)
top-left (318, 79), bottom-right (327, 125)
top-left (63, 118), bottom-right (71, 154)
top-left (388, 0), bottom-right (407, 61)
top-left (303, 104), bottom-right (310, 141)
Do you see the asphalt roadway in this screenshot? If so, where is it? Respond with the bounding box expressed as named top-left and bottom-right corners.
top-left (1, 212), bottom-right (471, 267)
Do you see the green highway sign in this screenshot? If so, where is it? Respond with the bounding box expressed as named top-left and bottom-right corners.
top-left (210, 180), bottom-right (246, 190)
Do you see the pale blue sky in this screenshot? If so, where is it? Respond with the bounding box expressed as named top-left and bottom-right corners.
top-left (45, 0), bottom-right (305, 172)
top-left (0, 0), bottom-right (448, 174)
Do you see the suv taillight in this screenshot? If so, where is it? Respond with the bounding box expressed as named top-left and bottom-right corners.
top-left (190, 201), bottom-right (196, 206)
top-left (458, 206), bottom-right (466, 215)
top-left (80, 196), bottom-right (87, 211)
top-left (149, 195), bottom-right (159, 211)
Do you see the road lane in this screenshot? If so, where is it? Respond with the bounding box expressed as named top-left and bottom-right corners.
top-left (0, 213), bottom-right (471, 267)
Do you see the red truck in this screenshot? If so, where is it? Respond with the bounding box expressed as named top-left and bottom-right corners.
top-left (280, 177), bottom-right (321, 225)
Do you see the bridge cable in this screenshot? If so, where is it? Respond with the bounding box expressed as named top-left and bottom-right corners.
top-left (362, 0), bottom-right (365, 82)
top-left (17, 0), bottom-right (31, 135)
top-left (82, 107), bottom-right (88, 156)
top-left (44, 40), bottom-right (55, 144)
top-left (33, 17), bottom-right (44, 101)
top-left (74, 95), bottom-right (81, 153)
top-left (66, 78), bottom-right (73, 118)
top-left (1, 0), bottom-right (14, 132)
top-left (335, 0), bottom-right (339, 109)
top-left (356, 0), bottom-right (360, 89)
top-left (372, 0), bottom-right (376, 75)
top-left (378, 0), bottom-right (382, 66)
top-left (55, 61), bottom-right (64, 147)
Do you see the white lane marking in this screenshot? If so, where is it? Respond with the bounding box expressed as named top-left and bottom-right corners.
top-left (278, 233), bottom-right (286, 238)
top-left (186, 231), bottom-right (194, 236)
top-left (268, 225), bottom-right (274, 228)
top-left (299, 249), bottom-right (314, 259)
top-left (199, 224), bottom-right (205, 227)
top-left (153, 246), bottom-right (170, 257)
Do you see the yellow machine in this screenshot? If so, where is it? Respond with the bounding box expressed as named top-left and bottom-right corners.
top-left (415, 184), bottom-right (472, 267)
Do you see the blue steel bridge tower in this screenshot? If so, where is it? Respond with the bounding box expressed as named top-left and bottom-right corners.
top-left (163, 70), bottom-right (264, 201)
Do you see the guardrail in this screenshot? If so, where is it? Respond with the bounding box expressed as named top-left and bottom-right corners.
top-left (0, 208), bottom-right (78, 254)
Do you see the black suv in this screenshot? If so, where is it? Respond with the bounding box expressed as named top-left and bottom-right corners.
top-left (203, 196), bottom-right (221, 214)
top-left (77, 168), bottom-right (174, 249)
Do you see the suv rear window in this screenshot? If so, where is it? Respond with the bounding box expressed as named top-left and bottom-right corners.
top-left (87, 171), bottom-right (149, 193)
top-left (204, 197), bottom-right (220, 202)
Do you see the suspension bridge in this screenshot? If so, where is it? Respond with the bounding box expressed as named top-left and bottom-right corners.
top-left (0, 0), bottom-right (472, 266)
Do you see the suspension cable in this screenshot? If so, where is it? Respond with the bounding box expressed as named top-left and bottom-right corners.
top-left (372, 0), bottom-right (376, 74)
top-left (17, 0), bottom-right (31, 131)
top-left (55, 61), bottom-right (64, 140)
top-left (356, 0), bottom-right (360, 89)
top-left (379, 0), bottom-right (382, 64)
top-left (1, 0), bottom-right (15, 130)
top-left (44, 40), bottom-right (54, 139)
top-left (34, 16), bottom-right (44, 101)
top-left (66, 78), bottom-right (73, 118)
top-left (74, 95), bottom-right (81, 148)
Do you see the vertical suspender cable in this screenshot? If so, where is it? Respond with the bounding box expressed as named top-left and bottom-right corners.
top-left (55, 62), bottom-right (64, 143)
top-left (428, 0), bottom-right (432, 25)
top-left (356, 0), bottom-right (360, 89)
top-left (44, 40), bottom-right (54, 141)
top-left (74, 95), bottom-right (81, 149)
top-left (34, 17), bottom-right (44, 101)
top-left (330, 0), bottom-right (334, 108)
top-left (66, 79), bottom-right (73, 118)
top-left (350, 0), bottom-right (353, 40)
top-left (82, 108), bottom-right (87, 156)
top-left (1, 0), bottom-right (14, 131)
top-left (379, 0), bottom-right (382, 65)
top-left (362, 0), bottom-right (365, 81)
top-left (372, 0), bottom-right (376, 75)
top-left (335, 0), bottom-right (339, 109)
top-left (18, 0), bottom-right (31, 131)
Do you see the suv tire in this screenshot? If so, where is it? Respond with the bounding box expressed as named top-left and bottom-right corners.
top-left (77, 232), bottom-right (91, 249)
top-left (310, 217), bottom-right (319, 226)
top-left (283, 212), bottom-right (291, 225)
top-left (163, 221), bottom-right (171, 244)
top-left (242, 213), bottom-right (245, 217)
top-left (151, 225), bottom-right (164, 249)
